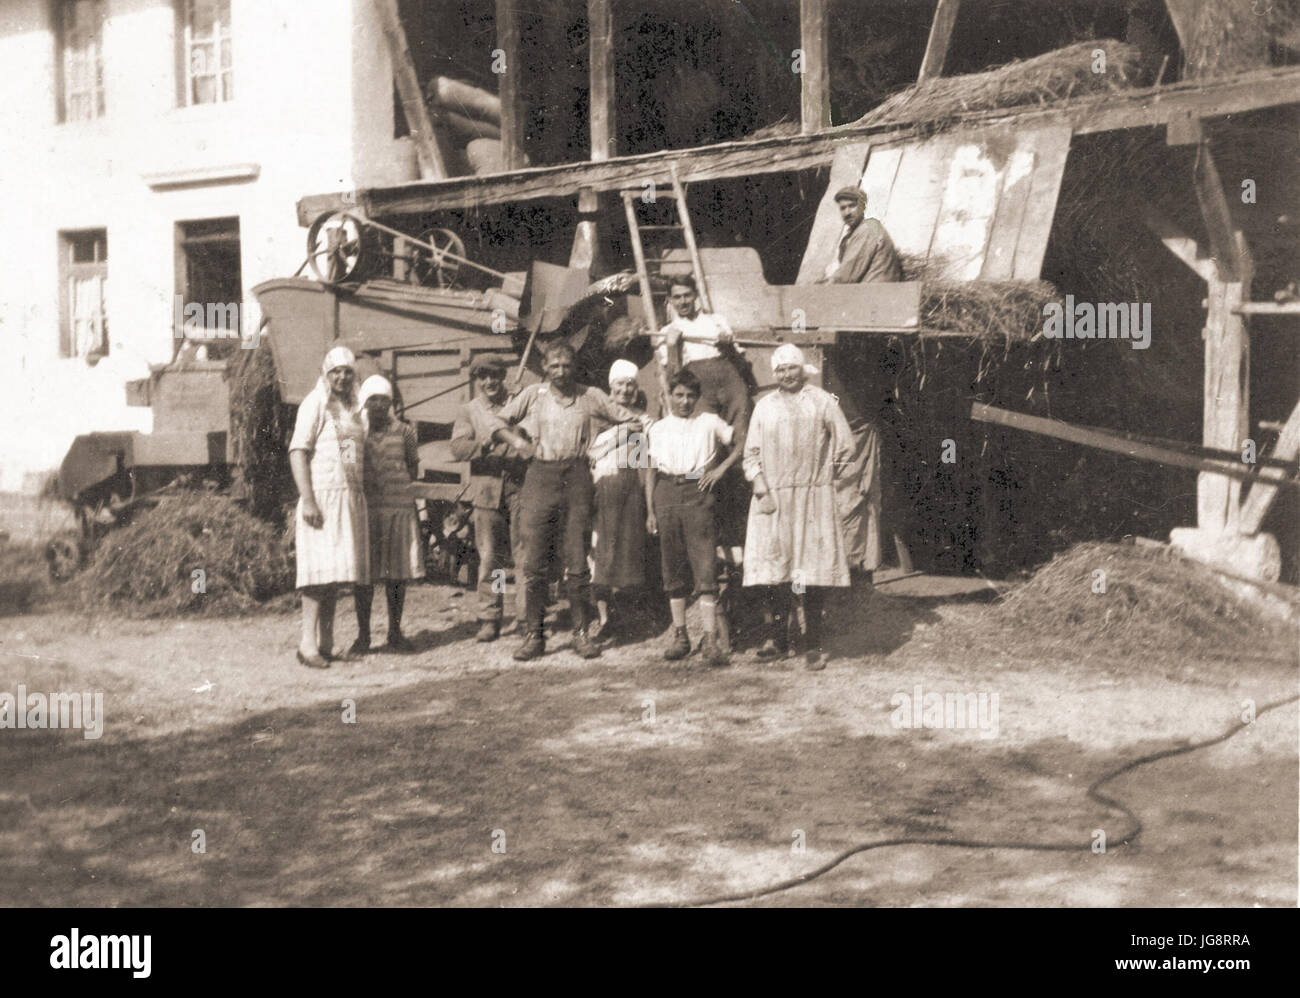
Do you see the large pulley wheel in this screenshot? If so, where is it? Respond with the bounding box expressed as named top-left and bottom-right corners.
top-left (411, 227), bottom-right (466, 288)
top-left (306, 211), bottom-right (370, 284)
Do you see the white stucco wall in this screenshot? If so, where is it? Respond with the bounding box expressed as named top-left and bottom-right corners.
top-left (0, 0), bottom-right (416, 491)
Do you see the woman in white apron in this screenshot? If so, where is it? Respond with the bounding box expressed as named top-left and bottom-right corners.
top-left (288, 346), bottom-right (370, 668)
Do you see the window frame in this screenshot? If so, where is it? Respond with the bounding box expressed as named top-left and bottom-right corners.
top-left (54, 0), bottom-right (107, 124)
top-left (176, 0), bottom-right (234, 108)
top-left (58, 228), bottom-right (109, 361)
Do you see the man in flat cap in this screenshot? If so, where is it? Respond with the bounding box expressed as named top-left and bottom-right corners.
top-left (450, 355), bottom-right (529, 642)
top-left (819, 186), bottom-right (903, 285)
top-left (817, 185), bottom-right (899, 583)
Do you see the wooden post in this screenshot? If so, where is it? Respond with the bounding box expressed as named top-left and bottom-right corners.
top-left (569, 187), bottom-right (601, 271)
top-left (373, 0), bottom-right (449, 180)
top-left (1200, 277), bottom-right (1252, 532)
top-left (918, 0), bottom-right (961, 82)
top-left (496, 0), bottom-right (525, 170)
top-left (587, 0), bottom-right (615, 161)
top-left (1193, 142), bottom-right (1252, 533)
top-left (799, 0), bottom-right (830, 133)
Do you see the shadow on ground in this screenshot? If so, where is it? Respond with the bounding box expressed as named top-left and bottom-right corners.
top-left (1, 658), bottom-right (1293, 907)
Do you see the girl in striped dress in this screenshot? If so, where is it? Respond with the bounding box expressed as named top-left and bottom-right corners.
top-left (288, 346), bottom-right (370, 669)
top-left (352, 376), bottom-right (423, 653)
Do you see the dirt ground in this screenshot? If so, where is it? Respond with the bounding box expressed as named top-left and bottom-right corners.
top-left (1, 577), bottom-right (1296, 907)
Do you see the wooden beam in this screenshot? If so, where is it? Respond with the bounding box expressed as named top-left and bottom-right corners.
top-left (298, 65), bottom-right (1300, 223)
top-left (1234, 302), bottom-right (1300, 317)
top-left (587, 0), bottom-right (615, 161)
top-left (969, 402), bottom-right (1293, 487)
top-left (1240, 399), bottom-right (1300, 534)
top-left (918, 0), bottom-right (961, 82)
top-left (1141, 207), bottom-right (1216, 283)
top-left (496, 0), bottom-right (525, 170)
top-left (373, 0), bottom-right (449, 180)
top-left (800, 0), bottom-right (830, 133)
top-left (1193, 144), bottom-right (1250, 283)
top-left (1162, 0), bottom-right (1201, 62)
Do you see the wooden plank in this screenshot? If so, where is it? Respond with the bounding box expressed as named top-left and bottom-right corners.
top-left (587, 0), bottom-right (615, 161)
top-left (496, 0), bottom-right (525, 171)
top-left (373, 0), bottom-right (449, 179)
top-left (918, 0), bottom-right (961, 82)
top-left (928, 140), bottom-right (1002, 279)
top-left (800, 0), bottom-right (830, 133)
top-left (979, 140), bottom-right (1037, 279)
top-left (794, 140), bottom-right (873, 284)
top-left (1011, 125), bottom-right (1072, 279)
top-left (1194, 144), bottom-right (1249, 282)
top-left (1142, 207), bottom-right (1216, 282)
top-left (858, 143), bottom-right (905, 228)
top-left (878, 136), bottom-right (948, 262)
top-left (970, 402), bottom-right (1295, 487)
top-left (1240, 399), bottom-right (1300, 534)
top-left (297, 65), bottom-right (1300, 223)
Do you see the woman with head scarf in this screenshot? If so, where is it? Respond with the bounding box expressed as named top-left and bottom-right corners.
top-left (742, 344), bottom-right (854, 670)
top-left (351, 375), bottom-right (423, 654)
top-left (287, 346), bottom-right (370, 668)
top-left (586, 359), bottom-right (649, 641)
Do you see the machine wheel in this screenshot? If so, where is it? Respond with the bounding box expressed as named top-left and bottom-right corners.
top-left (45, 533), bottom-right (85, 582)
top-left (411, 228), bottom-right (466, 288)
top-left (306, 211), bottom-right (370, 284)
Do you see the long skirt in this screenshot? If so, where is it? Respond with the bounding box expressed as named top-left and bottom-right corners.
top-left (369, 504), bottom-right (424, 582)
top-left (296, 487), bottom-right (370, 588)
top-left (591, 469), bottom-right (646, 590)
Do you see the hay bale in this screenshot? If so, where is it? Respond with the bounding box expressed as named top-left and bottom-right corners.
top-left (74, 492), bottom-right (294, 616)
top-left (855, 40), bottom-right (1144, 133)
top-left (984, 541), bottom-right (1297, 653)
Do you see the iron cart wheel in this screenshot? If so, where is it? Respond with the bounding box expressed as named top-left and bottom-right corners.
top-left (305, 210), bottom-right (370, 284)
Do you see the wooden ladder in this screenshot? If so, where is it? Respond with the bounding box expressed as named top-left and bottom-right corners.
top-left (620, 163), bottom-right (710, 387)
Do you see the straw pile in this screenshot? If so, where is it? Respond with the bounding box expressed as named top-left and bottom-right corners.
top-left (74, 491), bottom-right (294, 616)
top-left (855, 40), bottom-right (1145, 133)
top-left (228, 337), bottom-right (296, 523)
top-left (978, 541), bottom-right (1297, 654)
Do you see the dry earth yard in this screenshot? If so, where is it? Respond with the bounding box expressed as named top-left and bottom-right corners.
top-left (1, 570), bottom-right (1296, 908)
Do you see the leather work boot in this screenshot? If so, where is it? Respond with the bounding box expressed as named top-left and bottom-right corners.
top-left (571, 628), bottom-right (601, 659)
top-left (513, 632), bottom-right (545, 661)
top-left (699, 633), bottom-right (729, 668)
top-left (663, 627), bottom-right (691, 661)
top-left (476, 620), bottom-right (500, 643)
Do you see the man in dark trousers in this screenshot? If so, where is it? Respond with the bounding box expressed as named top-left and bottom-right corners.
top-left (489, 341), bottom-right (650, 661)
top-left (449, 356), bottom-right (528, 643)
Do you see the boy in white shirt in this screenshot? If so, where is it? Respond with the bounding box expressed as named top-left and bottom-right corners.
top-left (645, 368), bottom-right (737, 667)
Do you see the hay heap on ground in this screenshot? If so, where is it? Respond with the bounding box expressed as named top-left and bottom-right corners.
top-left (982, 541), bottom-right (1297, 654)
top-left (75, 491), bottom-right (294, 616)
top-left (855, 40), bottom-right (1146, 132)
top-left (228, 339), bottom-right (296, 523)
